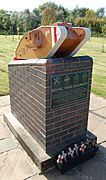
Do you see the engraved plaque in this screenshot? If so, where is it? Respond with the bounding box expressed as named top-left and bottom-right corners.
top-left (51, 71), bottom-right (90, 109)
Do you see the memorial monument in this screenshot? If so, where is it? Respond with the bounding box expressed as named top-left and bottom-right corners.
top-left (4, 22), bottom-right (98, 173)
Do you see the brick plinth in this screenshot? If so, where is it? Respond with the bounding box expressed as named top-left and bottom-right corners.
top-left (8, 56), bottom-right (93, 156)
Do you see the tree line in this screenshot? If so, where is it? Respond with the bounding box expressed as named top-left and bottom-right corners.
top-left (0, 2), bottom-right (106, 36)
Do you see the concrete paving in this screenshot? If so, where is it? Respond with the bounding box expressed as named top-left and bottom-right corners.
top-left (0, 93), bottom-right (106, 180)
top-left (0, 95), bottom-right (10, 116)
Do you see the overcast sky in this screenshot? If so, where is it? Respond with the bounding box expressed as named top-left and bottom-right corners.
top-left (0, 0), bottom-right (106, 12)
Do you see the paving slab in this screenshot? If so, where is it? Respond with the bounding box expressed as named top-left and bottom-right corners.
top-left (0, 105), bottom-right (10, 115)
top-left (0, 95), bottom-right (10, 115)
top-left (0, 116), bottom-right (10, 140)
top-left (93, 123), bottom-right (106, 143)
top-left (0, 137), bottom-right (18, 154)
top-left (88, 112), bottom-right (105, 132)
top-left (0, 148), bottom-right (40, 180)
top-left (0, 95), bottom-right (10, 107)
top-left (4, 112), bottom-right (55, 172)
top-left (90, 108), bottom-right (106, 120)
top-left (89, 94), bottom-right (106, 111)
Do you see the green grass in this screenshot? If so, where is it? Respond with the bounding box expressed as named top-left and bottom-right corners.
top-left (0, 35), bottom-right (21, 95)
top-left (77, 37), bottom-right (106, 98)
top-left (0, 35), bottom-right (106, 98)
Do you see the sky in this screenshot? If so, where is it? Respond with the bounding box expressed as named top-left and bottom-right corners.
top-left (0, 0), bottom-right (106, 12)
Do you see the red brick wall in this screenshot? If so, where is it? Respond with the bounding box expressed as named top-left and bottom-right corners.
top-left (8, 56), bottom-right (93, 155)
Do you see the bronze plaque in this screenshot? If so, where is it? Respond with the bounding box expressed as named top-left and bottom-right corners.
top-left (51, 71), bottom-right (90, 109)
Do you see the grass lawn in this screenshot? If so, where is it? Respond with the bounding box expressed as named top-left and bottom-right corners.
top-left (77, 37), bottom-right (106, 98)
top-left (0, 35), bottom-right (106, 98)
top-left (0, 35), bottom-right (21, 95)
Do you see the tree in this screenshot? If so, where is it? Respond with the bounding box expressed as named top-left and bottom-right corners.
top-left (102, 17), bottom-right (106, 36)
top-left (74, 17), bottom-right (85, 27)
top-left (39, 2), bottom-right (70, 25)
top-left (32, 8), bottom-right (41, 28)
top-left (69, 7), bottom-right (89, 26)
top-left (0, 10), bottom-right (10, 34)
top-left (39, 2), bottom-right (58, 11)
top-left (84, 10), bottom-right (97, 28)
top-left (17, 11), bottom-right (24, 34)
top-left (22, 9), bottom-right (32, 31)
top-left (0, 4), bottom-right (105, 36)
top-left (39, 2), bottom-right (58, 25)
top-left (96, 8), bottom-right (105, 18)
top-left (57, 5), bottom-right (70, 22)
top-left (70, 6), bottom-right (89, 19)
top-left (41, 7), bottom-right (57, 25)
top-left (10, 11), bottom-right (18, 35)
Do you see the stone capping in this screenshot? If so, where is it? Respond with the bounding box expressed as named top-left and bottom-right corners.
top-left (8, 59), bottom-right (54, 66)
top-left (8, 56), bottom-right (93, 66)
